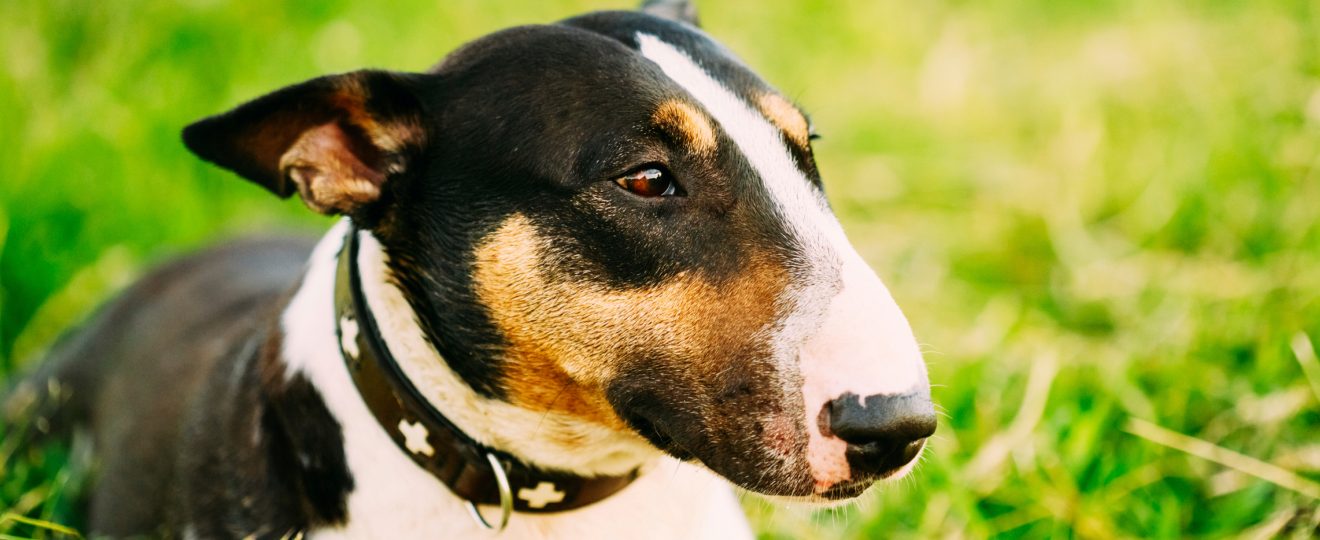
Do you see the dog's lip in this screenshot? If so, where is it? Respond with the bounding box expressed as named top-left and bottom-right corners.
top-left (818, 478), bottom-right (876, 500)
top-left (752, 478), bottom-right (877, 506)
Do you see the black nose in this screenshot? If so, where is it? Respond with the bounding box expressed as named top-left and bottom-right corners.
top-left (826, 392), bottom-right (937, 476)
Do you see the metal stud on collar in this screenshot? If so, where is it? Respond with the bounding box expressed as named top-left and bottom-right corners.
top-left (465, 452), bottom-right (513, 532)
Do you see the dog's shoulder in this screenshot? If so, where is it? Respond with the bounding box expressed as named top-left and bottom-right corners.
top-left (67, 237), bottom-right (322, 536)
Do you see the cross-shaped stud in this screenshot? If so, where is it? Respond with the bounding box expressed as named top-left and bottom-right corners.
top-left (397, 419), bottom-right (435, 457)
top-left (517, 481), bottom-right (566, 509)
top-left (339, 315), bottom-right (360, 361)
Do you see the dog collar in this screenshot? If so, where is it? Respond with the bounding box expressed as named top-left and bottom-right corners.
top-left (333, 226), bottom-right (638, 529)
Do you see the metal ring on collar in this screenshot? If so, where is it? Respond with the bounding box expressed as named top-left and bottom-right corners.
top-left (465, 452), bottom-right (513, 532)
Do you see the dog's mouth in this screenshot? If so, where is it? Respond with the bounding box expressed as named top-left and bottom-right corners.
top-left (621, 408), bottom-right (873, 500)
top-left (619, 408), bottom-right (929, 502)
top-left (606, 354), bottom-right (932, 501)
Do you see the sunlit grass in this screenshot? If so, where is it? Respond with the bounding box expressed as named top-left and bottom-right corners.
top-left (3, 0), bottom-right (1318, 537)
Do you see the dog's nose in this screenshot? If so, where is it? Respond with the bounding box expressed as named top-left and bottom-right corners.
top-left (826, 392), bottom-right (937, 476)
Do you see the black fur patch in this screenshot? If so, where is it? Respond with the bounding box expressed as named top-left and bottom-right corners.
top-left (263, 372), bottom-right (356, 526)
top-left (170, 325), bottom-right (355, 538)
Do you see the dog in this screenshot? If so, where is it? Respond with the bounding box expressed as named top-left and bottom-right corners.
top-left (2, 1), bottom-right (936, 537)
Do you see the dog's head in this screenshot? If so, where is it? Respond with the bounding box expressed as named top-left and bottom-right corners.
top-left (183, 1), bottom-right (934, 501)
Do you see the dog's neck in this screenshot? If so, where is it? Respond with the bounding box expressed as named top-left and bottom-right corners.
top-left (333, 223), bottom-right (643, 517)
top-left (276, 221), bottom-right (752, 538)
top-left (284, 219), bottom-right (659, 478)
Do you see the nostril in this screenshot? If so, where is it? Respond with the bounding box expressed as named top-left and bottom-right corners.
top-left (844, 438), bottom-right (927, 476)
top-left (825, 391), bottom-right (936, 474)
top-left (826, 391), bottom-right (937, 443)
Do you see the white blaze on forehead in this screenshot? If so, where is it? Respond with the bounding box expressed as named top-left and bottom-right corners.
top-left (637, 33), bottom-right (928, 490)
top-left (636, 34), bottom-right (839, 253)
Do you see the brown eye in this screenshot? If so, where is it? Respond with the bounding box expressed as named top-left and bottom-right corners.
top-left (615, 167), bottom-right (678, 198)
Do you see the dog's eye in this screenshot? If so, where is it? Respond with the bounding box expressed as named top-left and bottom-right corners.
top-left (615, 167), bottom-right (679, 198)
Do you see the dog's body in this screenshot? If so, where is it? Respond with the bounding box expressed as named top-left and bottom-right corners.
top-left (5, 2), bottom-right (937, 538)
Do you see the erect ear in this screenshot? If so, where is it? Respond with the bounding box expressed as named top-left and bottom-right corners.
top-left (640, 0), bottom-right (700, 27)
top-left (182, 70), bottom-right (425, 216)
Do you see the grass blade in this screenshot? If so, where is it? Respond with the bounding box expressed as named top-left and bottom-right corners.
top-left (1124, 417), bottom-right (1320, 500)
top-left (1290, 332), bottom-right (1320, 404)
top-left (0, 513), bottom-right (82, 538)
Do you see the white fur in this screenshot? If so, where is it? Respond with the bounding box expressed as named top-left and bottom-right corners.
top-left (636, 34), bottom-right (928, 491)
top-left (281, 221), bottom-right (751, 539)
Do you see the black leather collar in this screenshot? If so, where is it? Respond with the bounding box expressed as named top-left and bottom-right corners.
top-left (333, 226), bottom-right (638, 516)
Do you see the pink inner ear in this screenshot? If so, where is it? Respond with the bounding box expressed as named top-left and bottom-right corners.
top-left (280, 121), bottom-right (389, 215)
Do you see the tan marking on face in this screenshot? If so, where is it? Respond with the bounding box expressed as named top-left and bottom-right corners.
top-left (757, 93), bottom-right (810, 148)
top-left (653, 100), bottom-right (717, 154)
top-left (472, 214), bottom-right (789, 428)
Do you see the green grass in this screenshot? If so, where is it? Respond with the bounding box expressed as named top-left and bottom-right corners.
top-left (3, 0), bottom-right (1319, 537)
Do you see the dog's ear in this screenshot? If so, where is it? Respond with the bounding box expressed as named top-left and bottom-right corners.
top-left (640, 0), bottom-right (700, 27)
top-left (182, 70), bottom-right (425, 216)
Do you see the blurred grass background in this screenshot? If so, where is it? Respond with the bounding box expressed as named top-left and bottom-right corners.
top-left (2, 0), bottom-right (1319, 537)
